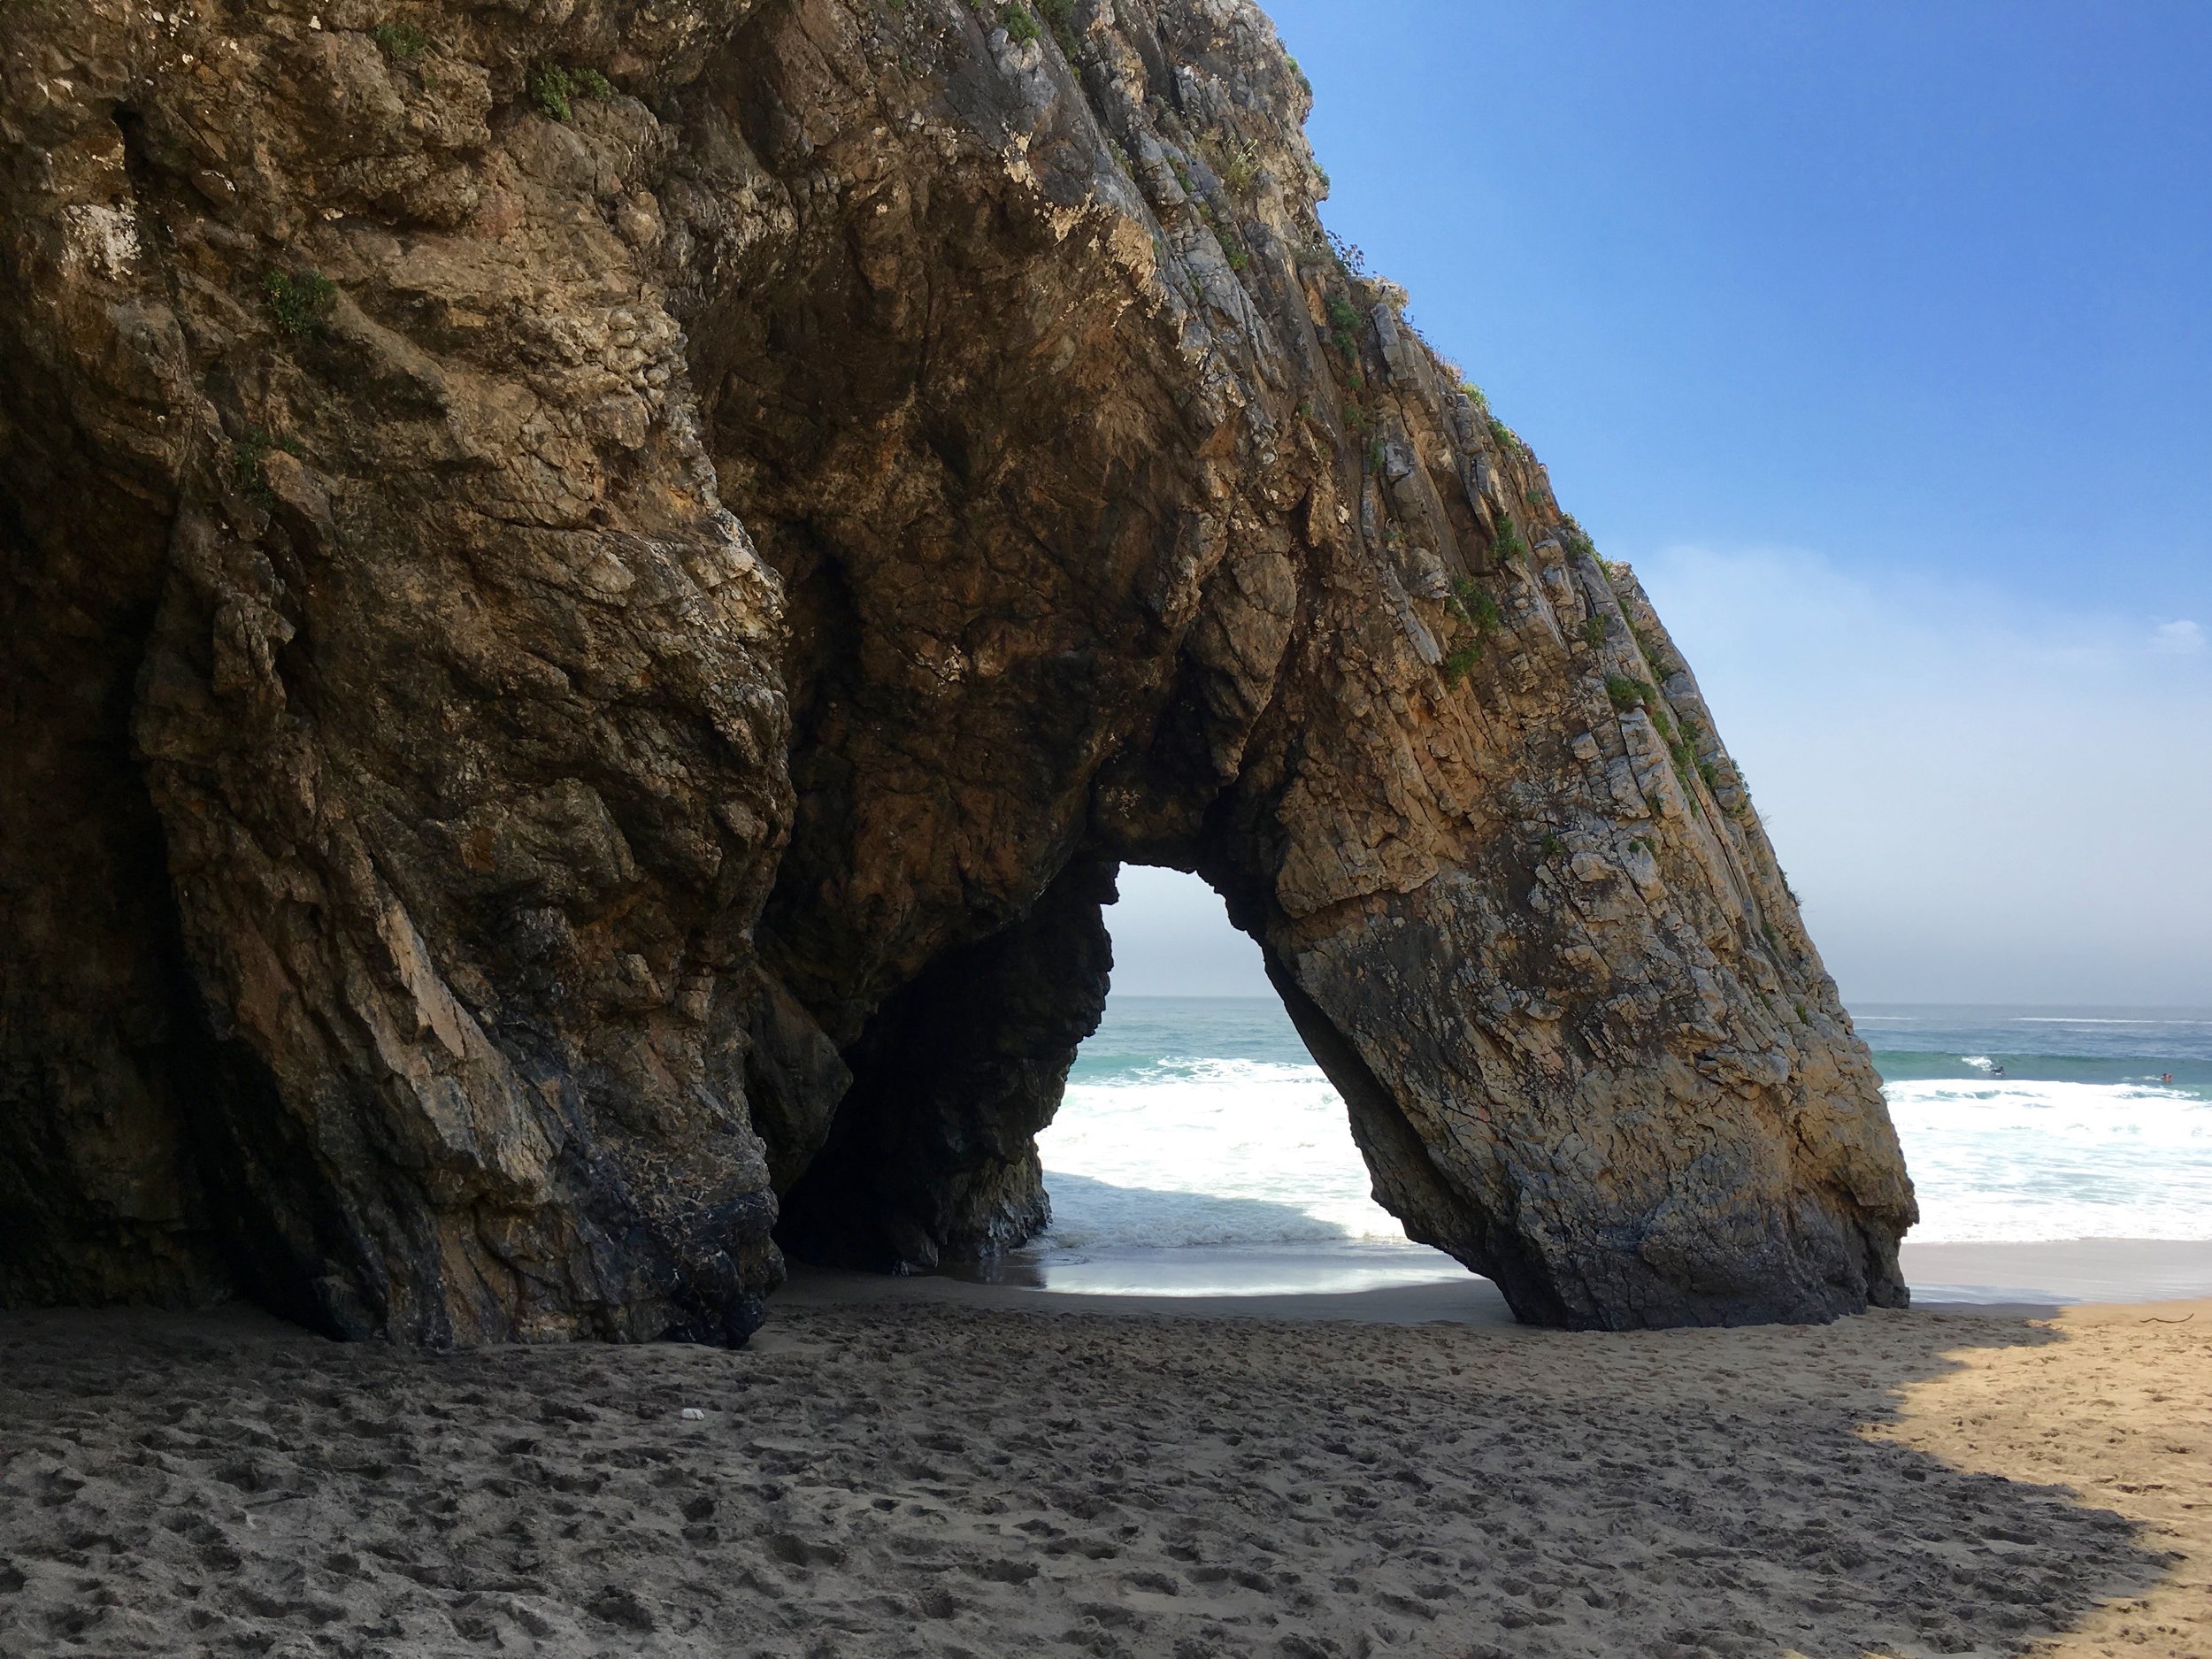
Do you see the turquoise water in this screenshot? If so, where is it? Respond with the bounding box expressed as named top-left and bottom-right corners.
top-left (1026, 998), bottom-right (2212, 1290)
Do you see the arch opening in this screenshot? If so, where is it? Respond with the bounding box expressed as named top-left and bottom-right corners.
top-left (1030, 867), bottom-right (1470, 1296)
top-left (768, 864), bottom-right (1468, 1299)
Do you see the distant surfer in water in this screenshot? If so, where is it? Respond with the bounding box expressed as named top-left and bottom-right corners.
top-left (2162, 1072), bottom-right (2176, 1087)
top-left (1989, 1061), bottom-right (2006, 1079)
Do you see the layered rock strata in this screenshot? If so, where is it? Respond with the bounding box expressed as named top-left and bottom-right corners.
top-left (0, 0), bottom-right (1915, 1340)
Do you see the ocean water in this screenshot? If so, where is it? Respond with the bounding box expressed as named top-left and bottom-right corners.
top-left (1855, 1005), bottom-right (2212, 1243)
top-left (1022, 997), bottom-right (2212, 1295)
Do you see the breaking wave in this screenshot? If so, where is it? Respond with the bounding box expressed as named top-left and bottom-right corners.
top-left (1036, 1001), bottom-right (2212, 1256)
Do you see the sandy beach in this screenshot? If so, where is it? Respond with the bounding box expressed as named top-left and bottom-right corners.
top-left (4, 1268), bottom-right (2208, 1659)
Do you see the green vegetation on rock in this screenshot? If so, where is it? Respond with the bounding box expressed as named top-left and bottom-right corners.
top-left (1443, 575), bottom-right (1502, 687)
top-left (1604, 674), bottom-right (1708, 795)
top-left (1037, 0), bottom-right (1079, 55)
top-left (263, 270), bottom-right (335, 335)
top-left (1452, 576), bottom-right (1502, 634)
top-left (528, 60), bottom-right (612, 122)
top-left (231, 427), bottom-right (303, 506)
top-left (1490, 515), bottom-right (1527, 565)
top-left (1605, 674), bottom-right (1649, 712)
top-left (1324, 293), bottom-right (1362, 364)
top-left (1217, 141), bottom-right (1259, 194)
top-left (373, 20), bottom-right (428, 58)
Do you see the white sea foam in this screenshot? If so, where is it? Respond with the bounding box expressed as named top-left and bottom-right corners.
top-left (1038, 1058), bottom-right (1410, 1250)
top-left (1037, 1057), bottom-right (2212, 1254)
top-left (2009, 1017), bottom-right (2209, 1025)
top-left (1886, 1077), bottom-right (2212, 1241)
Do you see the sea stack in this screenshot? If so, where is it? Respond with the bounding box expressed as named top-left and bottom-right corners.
top-left (0, 0), bottom-right (1915, 1341)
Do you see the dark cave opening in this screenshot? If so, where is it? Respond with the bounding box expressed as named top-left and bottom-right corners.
top-left (772, 856), bottom-right (1120, 1274)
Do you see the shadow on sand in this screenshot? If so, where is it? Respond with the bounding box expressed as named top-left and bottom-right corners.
top-left (0, 1294), bottom-right (2190, 1657)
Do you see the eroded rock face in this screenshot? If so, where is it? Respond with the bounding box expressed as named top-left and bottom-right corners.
top-left (0, 0), bottom-right (1915, 1339)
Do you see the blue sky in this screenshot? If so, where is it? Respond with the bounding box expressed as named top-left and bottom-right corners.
top-left (1108, 1), bottom-right (2211, 1006)
top-left (1275, 0), bottom-right (2212, 608)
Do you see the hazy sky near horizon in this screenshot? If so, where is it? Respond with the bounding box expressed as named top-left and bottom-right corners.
top-left (1106, 0), bottom-right (2212, 1008)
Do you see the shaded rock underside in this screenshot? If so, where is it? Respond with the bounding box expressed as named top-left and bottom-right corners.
top-left (0, 0), bottom-right (1915, 1340)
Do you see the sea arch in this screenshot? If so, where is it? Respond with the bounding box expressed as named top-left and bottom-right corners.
top-left (0, 0), bottom-right (1911, 1340)
top-left (700, 0), bottom-right (1912, 1329)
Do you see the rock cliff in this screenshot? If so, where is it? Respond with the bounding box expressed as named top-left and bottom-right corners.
top-left (0, 0), bottom-right (1916, 1340)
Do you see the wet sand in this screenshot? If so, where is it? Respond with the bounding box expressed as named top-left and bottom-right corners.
top-left (905, 1236), bottom-right (2212, 1318)
top-left (1901, 1238), bottom-right (2212, 1305)
top-left (779, 1260), bottom-right (1522, 1325)
top-left (4, 1280), bottom-right (2207, 1657)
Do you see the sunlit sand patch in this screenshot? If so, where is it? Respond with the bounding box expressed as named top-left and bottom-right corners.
top-left (1867, 1301), bottom-right (2211, 1657)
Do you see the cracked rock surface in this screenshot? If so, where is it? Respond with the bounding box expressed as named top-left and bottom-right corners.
top-left (0, 0), bottom-right (1914, 1340)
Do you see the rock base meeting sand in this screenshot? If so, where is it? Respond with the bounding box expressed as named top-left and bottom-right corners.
top-left (2, 1292), bottom-right (2206, 1658)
